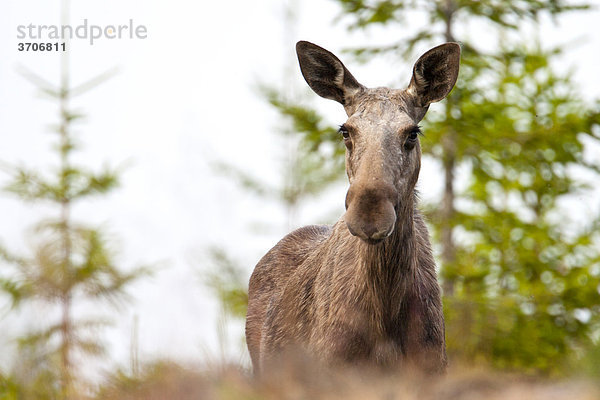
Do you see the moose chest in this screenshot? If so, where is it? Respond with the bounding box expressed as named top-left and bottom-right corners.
top-left (296, 248), bottom-right (415, 365)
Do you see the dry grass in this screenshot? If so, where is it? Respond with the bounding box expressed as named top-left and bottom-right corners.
top-left (96, 359), bottom-right (599, 400)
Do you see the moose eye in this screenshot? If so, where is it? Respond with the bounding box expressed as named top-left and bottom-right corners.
top-left (408, 127), bottom-right (421, 141)
top-left (339, 125), bottom-right (350, 140)
top-left (405, 126), bottom-right (421, 149)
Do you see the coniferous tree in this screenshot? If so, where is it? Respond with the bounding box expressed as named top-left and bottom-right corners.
top-left (0, 4), bottom-right (149, 398)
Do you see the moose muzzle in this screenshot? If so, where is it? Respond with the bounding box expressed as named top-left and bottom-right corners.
top-left (344, 183), bottom-right (398, 243)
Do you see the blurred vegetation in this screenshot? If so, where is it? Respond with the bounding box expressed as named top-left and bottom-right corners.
top-left (97, 360), bottom-right (215, 400)
top-left (436, 43), bottom-right (600, 374)
top-left (204, 247), bottom-right (249, 321)
top-left (0, 6), bottom-right (149, 399)
top-left (87, 359), bottom-right (600, 400)
top-left (200, 247), bottom-right (249, 363)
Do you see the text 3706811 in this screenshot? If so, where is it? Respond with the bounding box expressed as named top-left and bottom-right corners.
top-left (18, 42), bottom-right (66, 51)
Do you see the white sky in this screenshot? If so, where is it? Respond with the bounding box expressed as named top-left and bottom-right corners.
top-left (1, 0), bottom-right (599, 378)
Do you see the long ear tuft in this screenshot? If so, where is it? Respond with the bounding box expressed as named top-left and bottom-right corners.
top-left (407, 43), bottom-right (460, 107)
top-left (296, 41), bottom-right (363, 105)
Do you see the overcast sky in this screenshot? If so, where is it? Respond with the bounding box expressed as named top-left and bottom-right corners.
top-left (1, 0), bottom-right (599, 377)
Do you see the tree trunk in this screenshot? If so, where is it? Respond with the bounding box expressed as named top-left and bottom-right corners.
top-left (441, 0), bottom-right (457, 296)
top-left (59, 3), bottom-right (73, 397)
top-left (60, 294), bottom-right (72, 400)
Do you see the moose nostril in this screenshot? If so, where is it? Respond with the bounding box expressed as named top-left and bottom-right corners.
top-left (371, 224), bottom-right (393, 240)
top-left (362, 224), bottom-right (377, 238)
top-left (362, 224), bottom-right (394, 241)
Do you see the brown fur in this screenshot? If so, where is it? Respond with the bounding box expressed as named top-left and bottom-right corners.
top-left (246, 41), bottom-right (460, 375)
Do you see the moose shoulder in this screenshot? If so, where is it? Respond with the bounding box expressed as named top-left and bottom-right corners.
top-left (246, 41), bottom-right (460, 375)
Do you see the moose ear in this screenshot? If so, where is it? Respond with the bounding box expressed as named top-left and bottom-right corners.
top-left (296, 41), bottom-right (364, 105)
top-left (407, 43), bottom-right (460, 107)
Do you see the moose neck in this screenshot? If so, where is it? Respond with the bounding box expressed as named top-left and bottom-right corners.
top-left (351, 191), bottom-right (418, 319)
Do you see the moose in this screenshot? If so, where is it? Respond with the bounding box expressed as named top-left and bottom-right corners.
top-left (246, 41), bottom-right (460, 375)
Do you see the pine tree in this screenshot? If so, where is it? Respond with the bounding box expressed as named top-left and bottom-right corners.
top-left (0, 4), bottom-right (149, 398)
